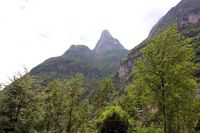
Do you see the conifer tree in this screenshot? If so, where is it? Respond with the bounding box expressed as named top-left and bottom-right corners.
top-left (0, 73), bottom-right (35, 132)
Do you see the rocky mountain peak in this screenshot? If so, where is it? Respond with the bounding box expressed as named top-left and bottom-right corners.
top-left (100, 30), bottom-right (113, 40)
top-left (93, 30), bottom-right (126, 55)
top-left (67, 45), bottom-right (90, 52)
top-left (62, 44), bottom-right (92, 58)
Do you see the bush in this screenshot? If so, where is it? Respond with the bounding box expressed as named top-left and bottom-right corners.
top-left (96, 105), bottom-right (130, 133)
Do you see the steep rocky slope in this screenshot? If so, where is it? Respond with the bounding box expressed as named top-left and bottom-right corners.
top-left (117, 0), bottom-right (200, 86)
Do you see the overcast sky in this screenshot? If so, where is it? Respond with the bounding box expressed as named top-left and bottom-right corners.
top-left (0, 0), bottom-right (181, 84)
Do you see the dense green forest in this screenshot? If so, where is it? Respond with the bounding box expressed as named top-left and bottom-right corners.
top-left (0, 25), bottom-right (199, 133)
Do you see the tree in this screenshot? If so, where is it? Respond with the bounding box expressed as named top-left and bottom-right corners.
top-left (0, 73), bottom-right (36, 132)
top-left (76, 99), bottom-right (92, 133)
top-left (44, 80), bottom-right (66, 132)
top-left (119, 82), bottom-right (153, 127)
top-left (134, 24), bottom-right (199, 133)
top-left (63, 74), bottom-right (84, 133)
top-left (43, 74), bottom-right (90, 133)
top-left (93, 78), bottom-right (117, 112)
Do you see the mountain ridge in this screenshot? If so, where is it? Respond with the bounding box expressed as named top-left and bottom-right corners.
top-left (30, 30), bottom-right (129, 85)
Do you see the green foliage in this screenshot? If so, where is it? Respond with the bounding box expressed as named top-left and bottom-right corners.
top-left (133, 126), bottom-right (162, 133)
top-left (0, 72), bottom-right (93, 133)
top-left (0, 73), bottom-right (38, 132)
top-left (0, 89), bottom-right (4, 102)
top-left (1, 22), bottom-right (200, 132)
top-left (93, 78), bottom-right (117, 112)
top-left (43, 80), bottom-right (66, 132)
top-left (76, 99), bottom-right (92, 133)
top-left (134, 24), bottom-right (199, 133)
top-left (41, 74), bottom-right (92, 133)
top-left (96, 105), bottom-right (130, 133)
top-left (118, 85), bottom-right (138, 119)
top-left (63, 74), bottom-right (84, 133)
top-left (119, 82), bottom-right (153, 126)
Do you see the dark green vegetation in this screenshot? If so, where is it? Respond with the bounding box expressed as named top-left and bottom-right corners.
top-left (30, 30), bottom-right (128, 86)
top-left (132, 24), bottom-right (199, 133)
top-left (1, 0), bottom-right (200, 132)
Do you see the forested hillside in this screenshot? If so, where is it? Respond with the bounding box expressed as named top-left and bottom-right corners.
top-left (0, 0), bottom-right (200, 132)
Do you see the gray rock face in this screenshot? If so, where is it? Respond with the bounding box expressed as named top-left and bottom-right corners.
top-left (149, 0), bottom-right (200, 37)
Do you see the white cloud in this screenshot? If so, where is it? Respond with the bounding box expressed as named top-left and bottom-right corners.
top-left (0, 0), bottom-right (181, 83)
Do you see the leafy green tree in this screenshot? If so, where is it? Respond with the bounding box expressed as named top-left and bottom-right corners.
top-left (134, 24), bottom-right (199, 133)
top-left (93, 78), bottom-right (117, 112)
top-left (0, 73), bottom-right (36, 132)
top-left (76, 99), bottom-right (92, 133)
top-left (0, 89), bottom-right (4, 102)
top-left (43, 80), bottom-right (66, 132)
top-left (63, 74), bottom-right (85, 133)
top-left (119, 81), bottom-right (153, 128)
top-left (44, 74), bottom-right (90, 133)
top-left (43, 74), bottom-right (89, 133)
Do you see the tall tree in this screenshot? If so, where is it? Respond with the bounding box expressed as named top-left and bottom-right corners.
top-left (93, 78), bottom-right (117, 112)
top-left (76, 99), bottom-right (91, 133)
top-left (119, 81), bottom-right (152, 127)
top-left (44, 80), bottom-right (66, 132)
top-left (0, 73), bottom-right (35, 132)
top-left (43, 74), bottom-right (89, 133)
top-left (63, 74), bottom-right (84, 133)
top-left (134, 24), bottom-right (199, 133)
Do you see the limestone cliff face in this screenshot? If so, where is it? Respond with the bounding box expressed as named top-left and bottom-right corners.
top-left (118, 47), bottom-right (140, 79)
top-left (117, 0), bottom-right (200, 86)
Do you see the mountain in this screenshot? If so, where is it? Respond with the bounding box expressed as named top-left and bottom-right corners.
top-left (30, 30), bottom-right (128, 85)
top-left (94, 30), bottom-right (125, 55)
top-left (117, 0), bottom-right (200, 86)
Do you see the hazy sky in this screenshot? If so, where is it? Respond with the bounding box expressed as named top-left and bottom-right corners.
top-left (0, 0), bottom-right (181, 84)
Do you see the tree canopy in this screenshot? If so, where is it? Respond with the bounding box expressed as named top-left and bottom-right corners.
top-left (133, 24), bottom-right (199, 133)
